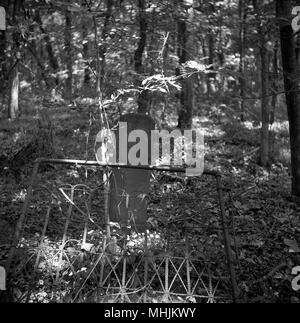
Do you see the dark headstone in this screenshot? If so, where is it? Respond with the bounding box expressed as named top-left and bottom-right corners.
top-left (109, 114), bottom-right (155, 232)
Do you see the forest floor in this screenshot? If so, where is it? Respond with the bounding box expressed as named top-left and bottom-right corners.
top-left (0, 102), bottom-right (300, 303)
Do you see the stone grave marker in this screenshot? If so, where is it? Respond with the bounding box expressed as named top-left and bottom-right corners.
top-left (109, 114), bottom-right (155, 232)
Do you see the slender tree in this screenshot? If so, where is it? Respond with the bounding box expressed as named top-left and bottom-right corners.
top-left (177, 0), bottom-right (194, 129)
top-left (0, 0), bottom-right (8, 98)
top-left (206, 2), bottom-right (216, 98)
top-left (277, 0), bottom-right (300, 197)
top-left (238, 0), bottom-right (247, 122)
top-left (35, 11), bottom-right (59, 87)
top-left (82, 0), bottom-right (90, 88)
top-left (99, 0), bottom-right (113, 91)
top-left (253, 0), bottom-right (270, 167)
top-left (8, 0), bottom-right (23, 120)
top-left (134, 0), bottom-right (149, 115)
top-left (64, 3), bottom-right (72, 100)
top-left (27, 11), bottom-right (51, 90)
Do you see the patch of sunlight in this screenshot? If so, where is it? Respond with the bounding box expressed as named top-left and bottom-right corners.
top-left (243, 121), bottom-right (260, 130)
top-left (12, 189), bottom-right (27, 202)
top-left (271, 121), bottom-right (289, 134)
top-left (80, 98), bottom-right (96, 105)
top-left (278, 148), bottom-right (291, 164)
top-left (193, 116), bottom-right (226, 138)
top-left (20, 80), bottom-right (31, 90)
top-left (193, 116), bottom-right (211, 125)
top-left (126, 230), bottom-right (165, 252)
top-left (13, 132), bottom-right (23, 143)
top-left (231, 167), bottom-right (243, 176)
top-left (66, 169), bottom-right (80, 178)
top-left (205, 127), bottom-right (226, 139)
top-left (73, 128), bottom-right (81, 136)
top-left (256, 169), bottom-right (272, 182)
top-left (226, 54), bottom-right (240, 66)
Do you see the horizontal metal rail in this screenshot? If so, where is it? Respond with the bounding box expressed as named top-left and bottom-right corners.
top-left (4, 158), bottom-right (239, 302)
top-left (34, 158), bottom-right (221, 177)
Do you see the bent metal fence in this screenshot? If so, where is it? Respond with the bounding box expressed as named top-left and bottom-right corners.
top-left (4, 158), bottom-right (239, 303)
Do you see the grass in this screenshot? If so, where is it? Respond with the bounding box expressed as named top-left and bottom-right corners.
top-left (0, 100), bottom-right (299, 303)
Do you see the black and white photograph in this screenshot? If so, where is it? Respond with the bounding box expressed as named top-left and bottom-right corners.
top-left (0, 0), bottom-right (300, 306)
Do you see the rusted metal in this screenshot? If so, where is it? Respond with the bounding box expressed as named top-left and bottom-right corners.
top-left (143, 232), bottom-right (149, 303)
top-left (34, 158), bottom-right (220, 177)
top-left (216, 175), bottom-right (239, 302)
top-left (55, 185), bottom-right (75, 284)
top-left (185, 229), bottom-right (192, 297)
top-left (5, 159), bottom-right (41, 276)
top-left (6, 158), bottom-right (238, 303)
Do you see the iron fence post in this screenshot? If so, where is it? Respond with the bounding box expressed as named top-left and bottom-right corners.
top-left (5, 159), bottom-right (41, 276)
top-left (216, 175), bottom-right (239, 303)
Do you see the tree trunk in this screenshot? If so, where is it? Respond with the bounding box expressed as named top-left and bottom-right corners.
top-left (253, 0), bottom-right (270, 167)
top-left (8, 0), bottom-right (22, 120)
top-left (65, 4), bottom-right (72, 100)
top-left (93, 15), bottom-right (100, 98)
top-left (82, 0), bottom-right (90, 88)
top-left (8, 63), bottom-right (19, 119)
top-left (259, 43), bottom-right (270, 167)
top-left (238, 0), bottom-right (246, 122)
top-left (177, 17), bottom-right (194, 129)
top-left (82, 25), bottom-right (90, 86)
top-left (296, 31), bottom-right (300, 70)
top-left (26, 39), bottom-right (51, 89)
top-left (206, 3), bottom-right (216, 99)
top-left (99, 0), bottom-right (113, 91)
top-left (35, 11), bottom-right (59, 86)
top-left (134, 0), bottom-right (149, 115)
top-left (270, 41), bottom-right (279, 126)
top-left (0, 0), bottom-right (8, 99)
top-left (26, 11), bottom-right (51, 90)
top-left (269, 41), bottom-right (279, 162)
top-left (207, 31), bottom-right (216, 98)
top-left (0, 26), bottom-right (5, 77)
top-left (277, 0), bottom-right (300, 197)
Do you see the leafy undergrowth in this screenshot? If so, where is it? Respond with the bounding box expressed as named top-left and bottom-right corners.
top-left (1, 170), bottom-right (233, 303)
top-left (225, 175), bottom-right (300, 303)
top-left (0, 104), bottom-right (300, 303)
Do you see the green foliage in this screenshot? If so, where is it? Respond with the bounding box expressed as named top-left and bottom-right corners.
top-left (0, 0), bottom-right (286, 120)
